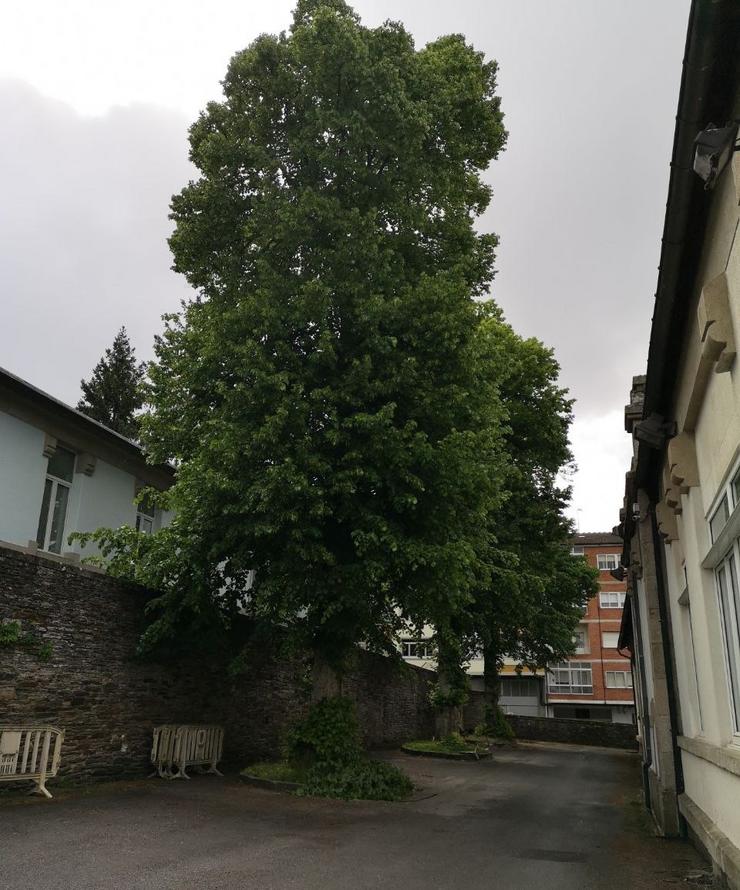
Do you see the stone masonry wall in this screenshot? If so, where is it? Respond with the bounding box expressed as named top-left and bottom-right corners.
top-left (0, 546), bottom-right (435, 783)
top-left (462, 692), bottom-right (638, 749)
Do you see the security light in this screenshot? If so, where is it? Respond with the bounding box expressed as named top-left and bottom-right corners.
top-left (610, 566), bottom-right (627, 582)
top-left (693, 123), bottom-right (738, 190)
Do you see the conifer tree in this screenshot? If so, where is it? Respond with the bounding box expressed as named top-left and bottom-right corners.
top-left (77, 327), bottom-right (145, 439)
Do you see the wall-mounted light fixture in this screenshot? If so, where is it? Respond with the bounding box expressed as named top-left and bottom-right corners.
top-left (693, 122), bottom-right (738, 190)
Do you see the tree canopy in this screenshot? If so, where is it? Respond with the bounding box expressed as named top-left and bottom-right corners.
top-left (127, 0), bottom-right (508, 666)
top-left (77, 326), bottom-right (145, 439)
top-left (79, 2), bottom-right (593, 716)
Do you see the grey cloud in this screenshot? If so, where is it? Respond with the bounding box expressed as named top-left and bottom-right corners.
top-left (0, 80), bottom-right (193, 404)
top-left (0, 0), bottom-right (690, 424)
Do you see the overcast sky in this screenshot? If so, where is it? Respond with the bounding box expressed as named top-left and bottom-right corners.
top-left (0, 0), bottom-right (690, 531)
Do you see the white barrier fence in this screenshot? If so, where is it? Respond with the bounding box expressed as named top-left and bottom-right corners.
top-left (0, 725), bottom-right (64, 798)
top-left (150, 724), bottom-right (224, 780)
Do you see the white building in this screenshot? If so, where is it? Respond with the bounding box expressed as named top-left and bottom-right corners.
top-left (0, 367), bottom-right (173, 561)
top-left (619, 3), bottom-right (740, 885)
top-left (400, 626), bottom-right (546, 717)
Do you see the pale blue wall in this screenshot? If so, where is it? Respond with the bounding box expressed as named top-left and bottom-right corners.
top-left (0, 412), bottom-right (47, 546)
top-left (0, 408), bottom-right (170, 556)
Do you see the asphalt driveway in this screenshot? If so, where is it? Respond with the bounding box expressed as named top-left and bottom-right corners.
top-left (0, 742), bottom-right (711, 890)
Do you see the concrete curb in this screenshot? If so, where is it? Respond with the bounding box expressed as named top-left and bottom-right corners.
top-left (400, 746), bottom-right (492, 762)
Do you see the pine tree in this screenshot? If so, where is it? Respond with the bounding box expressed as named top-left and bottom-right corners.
top-left (77, 327), bottom-right (145, 439)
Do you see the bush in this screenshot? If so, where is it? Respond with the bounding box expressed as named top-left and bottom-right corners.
top-left (284, 697), bottom-right (413, 801)
top-left (286, 697), bottom-right (362, 768)
top-left (300, 758), bottom-right (413, 801)
top-left (479, 705), bottom-right (515, 741)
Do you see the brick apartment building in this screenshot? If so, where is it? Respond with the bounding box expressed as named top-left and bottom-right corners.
top-left (545, 532), bottom-right (634, 724)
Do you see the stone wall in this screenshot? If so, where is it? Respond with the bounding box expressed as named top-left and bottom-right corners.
top-left (504, 714), bottom-right (638, 750)
top-left (0, 546), bottom-right (435, 783)
top-left (462, 693), bottom-right (638, 749)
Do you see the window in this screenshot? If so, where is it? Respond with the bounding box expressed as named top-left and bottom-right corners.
top-left (401, 640), bottom-right (432, 659)
top-left (500, 678), bottom-right (540, 698)
top-left (570, 546), bottom-right (584, 556)
top-left (597, 553), bottom-right (619, 571)
top-left (573, 628), bottom-right (588, 654)
top-left (548, 662), bottom-right (593, 694)
top-left (135, 499), bottom-right (155, 535)
top-left (599, 591), bottom-right (626, 609)
top-left (715, 551), bottom-right (740, 733)
top-left (605, 671), bottom-right (633, 689)
top-left (36, 446), bottom-right (75, 554)
top-left (602, 632), bottom-right (620, 649)
top-left (710, 495), bottom-right (730, 543)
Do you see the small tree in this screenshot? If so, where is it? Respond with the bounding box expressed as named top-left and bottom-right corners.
top-left (77, 327), bottom-right (145, 438)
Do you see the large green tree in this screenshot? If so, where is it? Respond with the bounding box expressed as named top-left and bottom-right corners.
top-left (77, 326), bottom-right (145, 439)
top-left (93, 0), bottom-right (509, 691)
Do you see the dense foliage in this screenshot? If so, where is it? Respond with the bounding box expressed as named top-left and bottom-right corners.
top-left (102, 0), bottom-right (508, 672)
top-left (77, 326), bottom-right (145, 439)
top-left (287, 697), bottom-right (413, 800)
top-left (469, 312), bottom-right (599, 714)
top-left (76, 1), bottom-right (595, 733)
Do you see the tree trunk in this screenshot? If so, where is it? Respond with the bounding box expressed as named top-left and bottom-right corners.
top-left (482, 641), bottom-right (501, 727)
top-left (434, 641), bottom-right (464, 738)
top-left (311, 653), bottom-right (343, 702)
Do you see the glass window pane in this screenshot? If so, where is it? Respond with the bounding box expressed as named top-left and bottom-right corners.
top-left (726, 555), bottom-right (740, 729)
top-left (711, 496), bottom-right (730, 543)
top-left (47, 446), bottom-right (75, 483)
top-left (717, 560), bottom-right (740, 729)
top-left (35, 478), bottom-right (53, 548)
top-left (47, 483), bottom-right (70, 554)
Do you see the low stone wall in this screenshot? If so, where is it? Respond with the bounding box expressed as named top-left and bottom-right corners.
top-left (505, 714), bottom-right (638, 750)
top-left (462, 693), bottom-right (638, 749)
top-left (0, 546), bottom-right (435, 783)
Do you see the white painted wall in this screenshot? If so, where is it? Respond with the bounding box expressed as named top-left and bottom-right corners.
top-left (660, 146), bottom-right (740, 859)
top-left (0, 412), bottom-right (47, 546)
top-left (0, 407), bottom-right (169, 557)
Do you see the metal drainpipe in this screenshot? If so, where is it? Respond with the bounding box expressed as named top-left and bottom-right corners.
top-left (629, 571), bottom-right (653, 813)
top-left (650, 506), bottom-right (686, 819)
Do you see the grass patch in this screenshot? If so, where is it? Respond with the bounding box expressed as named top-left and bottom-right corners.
top-left (241, 762), bottom-right (307, 784)
top-left (403, 733), bottom-right (483, 755)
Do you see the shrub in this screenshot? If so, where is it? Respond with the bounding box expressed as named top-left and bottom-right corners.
top-left (287, 697), bottom-right (362, 768)
top-left (286, 697), bottom-right (412, 801)
top-left (483, 705), bottom-right (516, 741)
top-left (300, 759), bottom-right (413, 801)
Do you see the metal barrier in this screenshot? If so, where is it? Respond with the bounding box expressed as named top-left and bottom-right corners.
top-left (0, 725), bottom-right (64, 798)
top-left (150, 724), bottom-right (224, 779)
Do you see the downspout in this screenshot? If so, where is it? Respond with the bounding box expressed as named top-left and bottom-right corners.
top-left (628, 573), bottom-right (653, 813)
top-left (650, 507), bottom-right (686, 819)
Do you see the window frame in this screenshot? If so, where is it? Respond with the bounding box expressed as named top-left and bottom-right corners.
top-left (547, 661), bottom-right (593, 695)
top-left (597, 553), bottom-right (619, 571)
top-left (715, 546), bottom-right (740, 741)
top-left (605, 670), bottom-right (633, 689)
top-left (401, 639), bottom-right (432, 660)
top-left (602, 631), bottom-right (621, 649)
top-left (599, 591), bottom-right (626, 609)
top-left (36, 446), bottom-right (75, 554)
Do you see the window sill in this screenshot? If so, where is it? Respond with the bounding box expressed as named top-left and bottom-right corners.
top-left (678, 734), bottom-right (740, 778)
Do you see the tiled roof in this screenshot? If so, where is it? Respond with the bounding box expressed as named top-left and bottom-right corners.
top-left (572, 531), bottom-right (623, 545)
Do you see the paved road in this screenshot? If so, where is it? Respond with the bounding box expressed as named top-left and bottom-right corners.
top-left (0, 742), bottom-right (710, 890)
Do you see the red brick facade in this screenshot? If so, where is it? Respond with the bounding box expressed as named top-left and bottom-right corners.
top-left (546, 533), bottom-right (634, 722)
